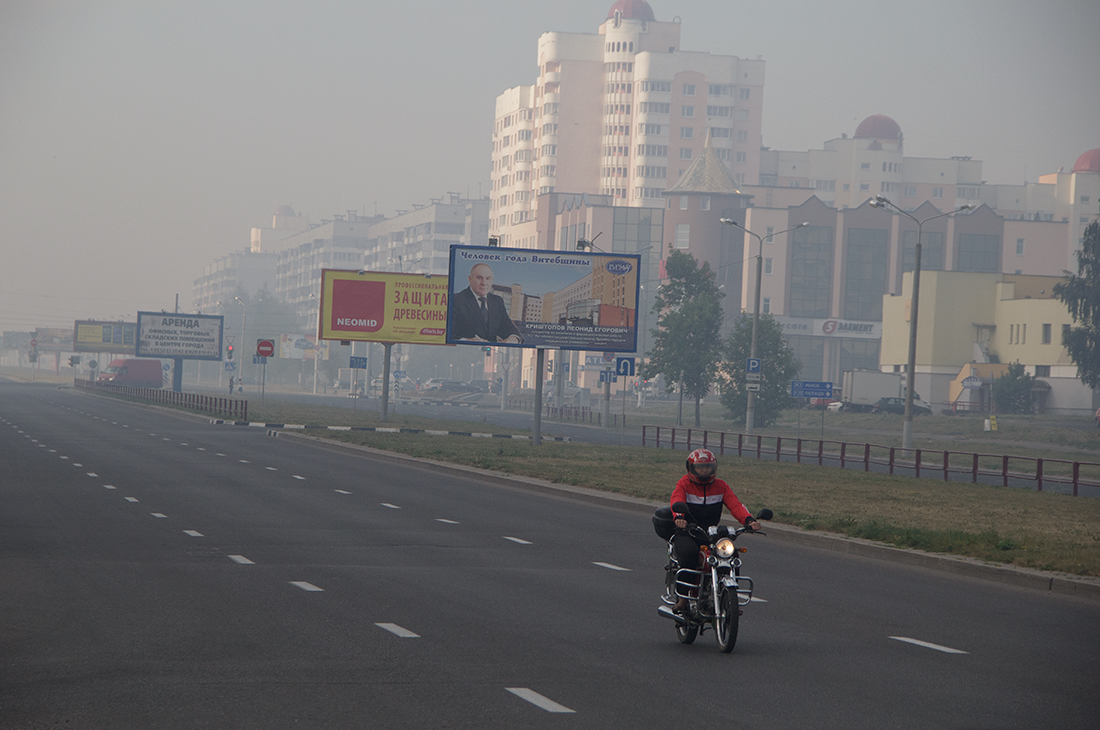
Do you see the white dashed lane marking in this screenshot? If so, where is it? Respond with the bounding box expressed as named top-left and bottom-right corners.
top-left (436, 519), bottom-right (459, 524)
top-left (229, 555), bottom-right (255, 565)
top-left (290, 581), bottom-right (323, 592)
top-left (334, 490), bottom-right (352, 495)
top-left (505, 688), bottom-right (575, 714)
top-left (151, 513), bottom-right (167, 518)
top-left (124, 497), bottom-right (139, 503)
top-left (103, 485), bottom-right (117, 490)
top-left (381, 503), bottom-right (401, 509)
top-left (183, 530), bottom-right (204, 537)
top-left (889, 637), bottom-right (968, 654)
top-left (376, 623), bottom-right (420, 638)
top-left (503, 536), bottom-right (532, 545)
top-left (292, 475), bottom-right (305, 480)
top-left (593, 562), bottom-right (630, 571)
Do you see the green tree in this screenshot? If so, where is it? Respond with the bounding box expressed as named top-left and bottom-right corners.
top-left (1053, 219), bottom-right (1100, 389)
top-left (993, 361), bottom-right (1035, 414)
top-left (718, 312), bottom-right (801, 427)
top-left (641, 250), bottom-right (724, 426)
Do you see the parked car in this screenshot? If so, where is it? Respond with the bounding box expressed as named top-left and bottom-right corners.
top-left (421, 378), bottom-right (447, 391)
top-left (826, 401), bottom-right (844, 412)
top-left (469, 379), bottom-right (492, 393)
top-left (438, 379), bottom-right (480, 393)
top-left (871, 397), bottom-right (932, 416)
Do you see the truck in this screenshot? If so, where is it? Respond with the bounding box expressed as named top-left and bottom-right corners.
top-left (840, 369), bottom-right (909, 412)
top-left (96, 358), bottom-right (165, 389)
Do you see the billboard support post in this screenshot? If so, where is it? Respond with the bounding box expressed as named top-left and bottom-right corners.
top-left (381, 342), bottom-right (393, 422)
top-left (533, 349), bottom-right (545, 446)
top-left (603, 375), bottom-right (611, 428)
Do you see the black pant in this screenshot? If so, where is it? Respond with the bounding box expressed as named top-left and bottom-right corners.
top-left (672, 532), bottom-right (703, 570)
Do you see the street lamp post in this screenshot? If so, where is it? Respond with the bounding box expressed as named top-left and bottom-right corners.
top-left (720, 218), bottom-right (809, 433)
top-left (234, 296), bottom-right (248, 389)
top-left (869, 196), bottom-right (972, 449)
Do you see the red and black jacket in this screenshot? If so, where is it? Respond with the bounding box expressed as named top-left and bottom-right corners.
top-left (670, 475), bottom-right (752, 528)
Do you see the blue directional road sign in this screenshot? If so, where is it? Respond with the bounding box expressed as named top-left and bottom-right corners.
top-left (599, 371), bottom-right (618, 383)
top-left (790, 380), bottom-right (834, 399)
top-left (615, 357), bottom-right (636, 377)
top-left (746, 358), bottom-right (762, 374)
top-left (349, 356), bottom-right (369, 369)
top-left (253, 355), bottom-right (267, 365)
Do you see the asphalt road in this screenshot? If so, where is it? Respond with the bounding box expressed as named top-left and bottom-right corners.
top-left (2, 381), bottom-right (1098, 728)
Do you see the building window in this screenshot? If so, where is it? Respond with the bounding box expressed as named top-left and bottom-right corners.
top-left (903, 185), bottom-right (917, 198)
top-left (682, 106), bottom-right (695, 117)
top-left (902, 231), bottom-right (945, 273)
top-left (680, 148), bottom-right (693, 160)
top-left (680, 196), bottom-right (688, 210)
top-left (762, 297), bottom-right (771, 313)
top-left (1062, 324), bottom-right (1071, 344)
top-left (1042, 323), bottom-right (1052, 344)
top-left (860, 162), bottom-right (870, 170)
top-left (736, 130), bottom-right (748, 143)
top-left (1035, 364), bottom-right (1050, 377)
top-left (844, 227), bottom-right (890, 321)
top-left (675, 223), bottom-right (690, 248)
top-left (1081, 196), bottom-right (1090, 204)
top-left (738, 109), bottom-right (749, 121)
top-left (739, 88), bottom-right (750, 100)
top-left (710, 127), bottom-right (731, 138)
top-left (765, 226), bottom-right (774, 242)
top-left (680, 126), bottom-right (693, 138)
top-left (932, 187), bottom-right (944, 199)
top-left (1016, 238), bottom-right (1025, 255)
top-left (700, 196), bottom-right (710, 211)
top-left (683, 84), bottom-right (695, 95)
top-left (789, 226), bottom-right (834, 318)
top-left (764, 257), bottom-right (773, 274)
top-left (956, 233), bottom-right (1001, 273)
top-left (736, 152), bottom-right (747, 164)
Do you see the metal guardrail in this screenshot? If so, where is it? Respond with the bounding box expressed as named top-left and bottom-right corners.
top-left (640, 426), bottom-right (1100, 497)
top-left (74, 379), bottom-right (248, 421)
top-left (506, 398), bottom-right (625, 427)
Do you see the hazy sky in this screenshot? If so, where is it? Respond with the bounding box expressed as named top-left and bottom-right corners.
top-left (2, 0), bottom-right (1097, 333)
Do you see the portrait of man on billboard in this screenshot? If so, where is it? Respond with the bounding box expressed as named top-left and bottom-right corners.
top-left (450, 262), bottom-right (523, 344)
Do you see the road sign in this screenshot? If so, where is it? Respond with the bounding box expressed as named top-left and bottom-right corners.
top-left (961, 376), bottom-right (983, 389)
top-left (599, 371), bottom-right (617, 383)
top-left (224, 362), bottom-right (236, 371)
top-left (746, 372), bottom-right (761, 382)
top-left (790, 380), bottom-right (834, 399)
top-left (615, 357), bottom-right (636, 376)
top-left (746, 383), bottom-right (761, 392)
top-left (256, 339), bottom-right (275, 357)
top-left (349, 356), bottom-right (369, 369)
top-left (253, 355), bottom-right (267, 364)
top-left (602, 351), bottom-right (615, 362)
top-left (746, 358), bottom-right (761, 374)
top-left (394, 370), bottom-right (406, 379)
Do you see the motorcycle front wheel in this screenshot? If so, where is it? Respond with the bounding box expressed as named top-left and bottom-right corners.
top-left (715, 587), bottom-right (739, 653)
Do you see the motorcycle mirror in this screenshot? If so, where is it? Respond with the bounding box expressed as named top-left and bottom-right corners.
top-left (671, 501), bottom-right (690, 515)
top-left (757, 508), bottom-right (774, 521)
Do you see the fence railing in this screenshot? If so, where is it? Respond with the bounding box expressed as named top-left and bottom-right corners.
top-left (640, 426), bottom-right (1100, 497)
top-left (75, 379), bottom-right (248, 421)
top-left (507, 398), bottom-right (626, 428)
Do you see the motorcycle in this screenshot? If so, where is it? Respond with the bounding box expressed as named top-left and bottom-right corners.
top-left (654, 502), bottom-right (772, 653)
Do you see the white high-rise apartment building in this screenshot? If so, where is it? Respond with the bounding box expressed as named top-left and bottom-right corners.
top-left (490, 0), bottom-right (764, 248)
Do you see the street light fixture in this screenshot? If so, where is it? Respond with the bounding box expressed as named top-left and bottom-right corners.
top-left (869, 196), bottom-right (973, 449)
top-left (720, 218), bottom-right (809, 433)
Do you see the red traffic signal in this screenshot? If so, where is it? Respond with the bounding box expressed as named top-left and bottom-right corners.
top-left (226, 344), bottom-right (234, 360)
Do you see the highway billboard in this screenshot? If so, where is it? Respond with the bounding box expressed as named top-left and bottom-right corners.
top-left (73, 320), bottom-right (137, 354)
top-left (317, 269), bottom-right (449, 345)
top-left (135, 312), bottom-right (224, 361)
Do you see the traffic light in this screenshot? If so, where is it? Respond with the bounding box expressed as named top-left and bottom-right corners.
top-left (226, 344), bottom-right (234, 360)
top-left (68, 355), bottom-right (80, 367)
top-left (484, 346), bottom-right (491, 357)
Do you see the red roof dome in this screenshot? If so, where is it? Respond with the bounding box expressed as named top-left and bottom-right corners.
top-left (607, 0), bottom-right (656, 21)
top-left (1072, 148), bottom-right (1100, 173)
top-left (854, 114), bottom-right (903, 141)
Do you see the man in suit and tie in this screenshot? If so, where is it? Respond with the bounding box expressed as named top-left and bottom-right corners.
top-left (451, 263), bottom-right (523, 343)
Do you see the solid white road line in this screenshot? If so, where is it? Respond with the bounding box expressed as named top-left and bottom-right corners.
top-left (228, 555), bottom-right (254, 565)
top-left (381, 503), bottom-right (401, 509)
top-left (436, 518), bottom-right (459, 524)
top-left (290, 581), bottom-right (323, 592)
top-left (889, 636), bottom-right (969, 654)
top-left (505, 688), bottom-right (575, 714)
top-left (503, 536), bottom-right (532, 544)
top-left (183, 530), bottom-right (204, 537)
top-left (593, 562), bottom-right (630, 571)
top-left (375, 623), bottom-right (420, 638)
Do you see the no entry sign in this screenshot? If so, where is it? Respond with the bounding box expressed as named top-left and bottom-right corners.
top-left (256, 339), bottom-right (275, 357)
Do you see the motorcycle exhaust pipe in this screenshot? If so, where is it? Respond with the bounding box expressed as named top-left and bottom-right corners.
top-left (657, 605), bottom-right (687, 625)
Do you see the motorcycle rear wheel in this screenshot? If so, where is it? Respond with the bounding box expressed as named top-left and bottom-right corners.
top-left (715, 587), bottom-right (739, 653)
top-left (675, 618), bottom-right (698, 645)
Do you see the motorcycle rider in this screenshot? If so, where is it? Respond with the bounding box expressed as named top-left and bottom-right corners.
top-left (670, 448), bottom-right (760, 613)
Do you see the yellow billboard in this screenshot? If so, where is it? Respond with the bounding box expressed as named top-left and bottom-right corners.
top-left (318, 269), bottom-right (449, 345)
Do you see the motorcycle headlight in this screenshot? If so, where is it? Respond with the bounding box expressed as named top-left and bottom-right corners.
top-left (715, 538), bottom-right (736, 559)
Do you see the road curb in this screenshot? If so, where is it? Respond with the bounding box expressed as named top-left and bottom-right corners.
top-left (273, 430), bottom-right (1100, 602)
top-left (213, 419), bottom-right (570, 442)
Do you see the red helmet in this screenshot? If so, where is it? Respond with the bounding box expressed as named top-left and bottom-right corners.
top-left (686, 448), bottom-right (717, 484)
